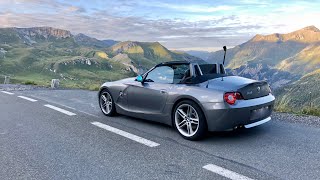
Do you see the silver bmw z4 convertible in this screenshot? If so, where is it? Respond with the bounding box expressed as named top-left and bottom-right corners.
top-left (98, 61), bottom-right (275, 140)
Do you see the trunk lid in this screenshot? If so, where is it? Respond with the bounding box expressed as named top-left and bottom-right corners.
top-left (237, 81), bottom-right (270, 99)
top-left (204, 76), bottom-right (270, 99)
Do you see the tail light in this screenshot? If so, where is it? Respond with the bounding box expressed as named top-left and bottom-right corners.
top-left (224, 92), bottom-right (243, 105)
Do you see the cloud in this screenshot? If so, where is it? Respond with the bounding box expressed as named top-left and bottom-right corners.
top-left (150, 2), bottom-right (236, 13)
top-left (66, 6), bottom-right (86, 13)
top-left (0, 10), bottom-right (260, 49)
top-left (1, 0), bottom-right (320, 51)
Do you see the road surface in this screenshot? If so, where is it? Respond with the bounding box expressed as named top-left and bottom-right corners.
top-left (1, 89), bottom-right (320, 180)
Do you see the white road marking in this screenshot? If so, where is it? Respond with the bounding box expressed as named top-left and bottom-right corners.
top-left (91, 121), bottom-right (160, 147)
top-left (203, 164), bottom-right (254, 180)
top-left (1, 91), bottom-right (14, 95)
top-left (18, 96), bottom-right (38, 102)
top-left (44, 104), bottom-right (76, 116)
top-left (78, 110), bottom-right (99, 118)
top-left (24, 94), bottom-right (100, 118)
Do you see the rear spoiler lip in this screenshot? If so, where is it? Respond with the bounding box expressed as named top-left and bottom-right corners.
top-left (237, 80), bottom-right (268, 90)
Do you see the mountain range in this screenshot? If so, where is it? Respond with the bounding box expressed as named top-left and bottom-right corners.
top-left (0, 26), bottom-right (319, 114)
top-left (0, 27), bottom-right (201, 89)
top-left (206, 26), bottom-right (320, 113)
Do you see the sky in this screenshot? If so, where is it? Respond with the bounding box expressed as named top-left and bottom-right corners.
top-left (0, 0), bottom-right (320, 51)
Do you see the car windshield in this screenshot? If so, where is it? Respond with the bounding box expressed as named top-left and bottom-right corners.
top-left (145, 64), bottom-right (190, 84)
top-left (145, 63), bottom-right (228, 84)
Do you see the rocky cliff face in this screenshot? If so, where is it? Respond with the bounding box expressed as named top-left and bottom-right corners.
top-left (7, 27), bottom-right (74, 45)
top-left (15, 27), bottom-right (72, 39)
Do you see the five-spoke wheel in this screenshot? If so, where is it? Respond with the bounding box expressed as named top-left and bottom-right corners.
top-left (99, 89), bottom-right (116, 116)
top-left (174, 100), bottom-right (207, 140)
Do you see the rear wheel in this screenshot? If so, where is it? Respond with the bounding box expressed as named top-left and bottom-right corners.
top-left (173, 100), bottom-right (207, 140)
top-left (99, 89), bottom-right (116, 116)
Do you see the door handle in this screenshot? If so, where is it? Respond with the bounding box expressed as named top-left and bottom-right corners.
top-left (160, 89), bottom-right (167, 94)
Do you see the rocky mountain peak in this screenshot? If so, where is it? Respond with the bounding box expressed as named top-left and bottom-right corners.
top-left (15, 27), bottom-right (72, 39)
top-left (250, 25), bottom-right (320, 43)
top-left (300, 25), bottom-right (320, 32)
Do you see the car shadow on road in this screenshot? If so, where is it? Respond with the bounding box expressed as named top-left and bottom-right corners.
top-left (205, 124), bottom-right (273, 142)
top-left (106, 113), bottom-right (273, 143)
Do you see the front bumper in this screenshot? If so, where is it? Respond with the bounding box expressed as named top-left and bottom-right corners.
top-left (202, 94), bottom-right (275, 131)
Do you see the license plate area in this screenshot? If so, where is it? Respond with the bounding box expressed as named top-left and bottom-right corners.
top-left (250, 106), bottom-right (271, 121)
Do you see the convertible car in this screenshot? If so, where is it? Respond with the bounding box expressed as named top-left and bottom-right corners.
top-left (98, 61), bottom-right (275, 140)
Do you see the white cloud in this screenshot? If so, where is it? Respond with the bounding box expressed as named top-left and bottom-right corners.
top-left (163, 4), bottom-right (236, 13)
top-left (1, 0), bottom-right (320, 51)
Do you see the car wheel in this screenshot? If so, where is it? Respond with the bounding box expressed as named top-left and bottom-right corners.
top-left (173, 100), bottom-right (207, 140)
top-left (99, 89), bottom-right (116, 116)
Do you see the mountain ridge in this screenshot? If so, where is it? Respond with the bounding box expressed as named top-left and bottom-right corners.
top-left (207, 25), bottom-right (320, 112)
top-left (250, 25), bottom-right (320, 43)
top-left (0, 26), bottom-right (202, 89)
top-left (208, 26), bottom-right (320, 71)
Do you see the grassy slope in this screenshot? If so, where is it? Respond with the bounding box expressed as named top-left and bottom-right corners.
top-left (1, 29), bottom-right (201, 90)
top-left (274, 69), bottom-right (320, 116)
top-left (276, 44), bottom-right (320, 75)
top-left (0, 37), bottom-right (134, 89)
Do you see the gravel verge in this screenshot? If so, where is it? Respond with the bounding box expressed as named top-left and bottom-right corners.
top-left (272, 112), bottom-right (320, 128)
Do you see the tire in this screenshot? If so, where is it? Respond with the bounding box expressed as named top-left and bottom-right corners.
top-left (173, 100), bottom-right (207, 140)
top-left (99, 89), bottom-right (116, 116)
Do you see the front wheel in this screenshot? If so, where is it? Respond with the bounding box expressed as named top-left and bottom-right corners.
top-left (99, 89), bottom-right (116, 116)
top-left (173, 100), bottom-right (207, 140)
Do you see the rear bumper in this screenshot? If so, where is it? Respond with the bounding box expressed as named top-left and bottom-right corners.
top-left (244, 117), bottom-right (271, 128)
top-left (202, 94), bottom-right (275, 131)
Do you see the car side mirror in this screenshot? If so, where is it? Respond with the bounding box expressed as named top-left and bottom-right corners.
top-left (136, 75), bottom-right (144, 83)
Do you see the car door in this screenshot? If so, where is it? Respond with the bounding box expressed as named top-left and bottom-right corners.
top-left (126, 66), bottom-right (174, 114)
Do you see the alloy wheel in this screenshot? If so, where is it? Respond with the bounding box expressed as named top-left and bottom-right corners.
top-left (175, 104), bottom-right (199, 137)
top-left (100, 92), bottom-right (113, 115)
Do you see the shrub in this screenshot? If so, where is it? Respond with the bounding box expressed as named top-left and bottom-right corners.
top-left (24, 81), bottom-right (37, 85)
top-left (301, 108), bottom-right (320, 116)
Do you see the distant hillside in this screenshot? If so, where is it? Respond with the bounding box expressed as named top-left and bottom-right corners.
top-left (206, 26), bottom-right (320, 113)
top-left (108, 41), bottom-right (204, 72)
top-left (208, 26), bottom-right (320, 69)
top-left (0, 27), bottom-right (202, 89)
top-left (209, 26), bottom-right (320, 87)
top-left (276, 43), bottom-right (320, 75)
top-left (275, 69), bottom-right (320, 113)
top-left (183, 50), bottom-right (211, 61)
top-left (227, 62), bottom-right (301, 89)
top-left (74, 33), bottom-right (119, 48)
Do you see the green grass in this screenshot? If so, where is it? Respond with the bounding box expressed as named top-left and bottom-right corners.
top-left (274, 69), bottom-right (320, 116)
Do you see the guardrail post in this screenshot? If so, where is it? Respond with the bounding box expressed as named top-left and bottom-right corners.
top-left (4, 76), bottom-right (10, 84)
top-left (51, 79), bottom-right (60, 88)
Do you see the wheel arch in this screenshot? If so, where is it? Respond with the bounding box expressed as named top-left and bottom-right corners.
top-left (171, 96), bottom-right (208, 127)
top-left (98, 86), bottom-right (109, 96)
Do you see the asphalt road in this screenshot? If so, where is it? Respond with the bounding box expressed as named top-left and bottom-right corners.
top-left (1, 89), bottom-right (320, 180)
